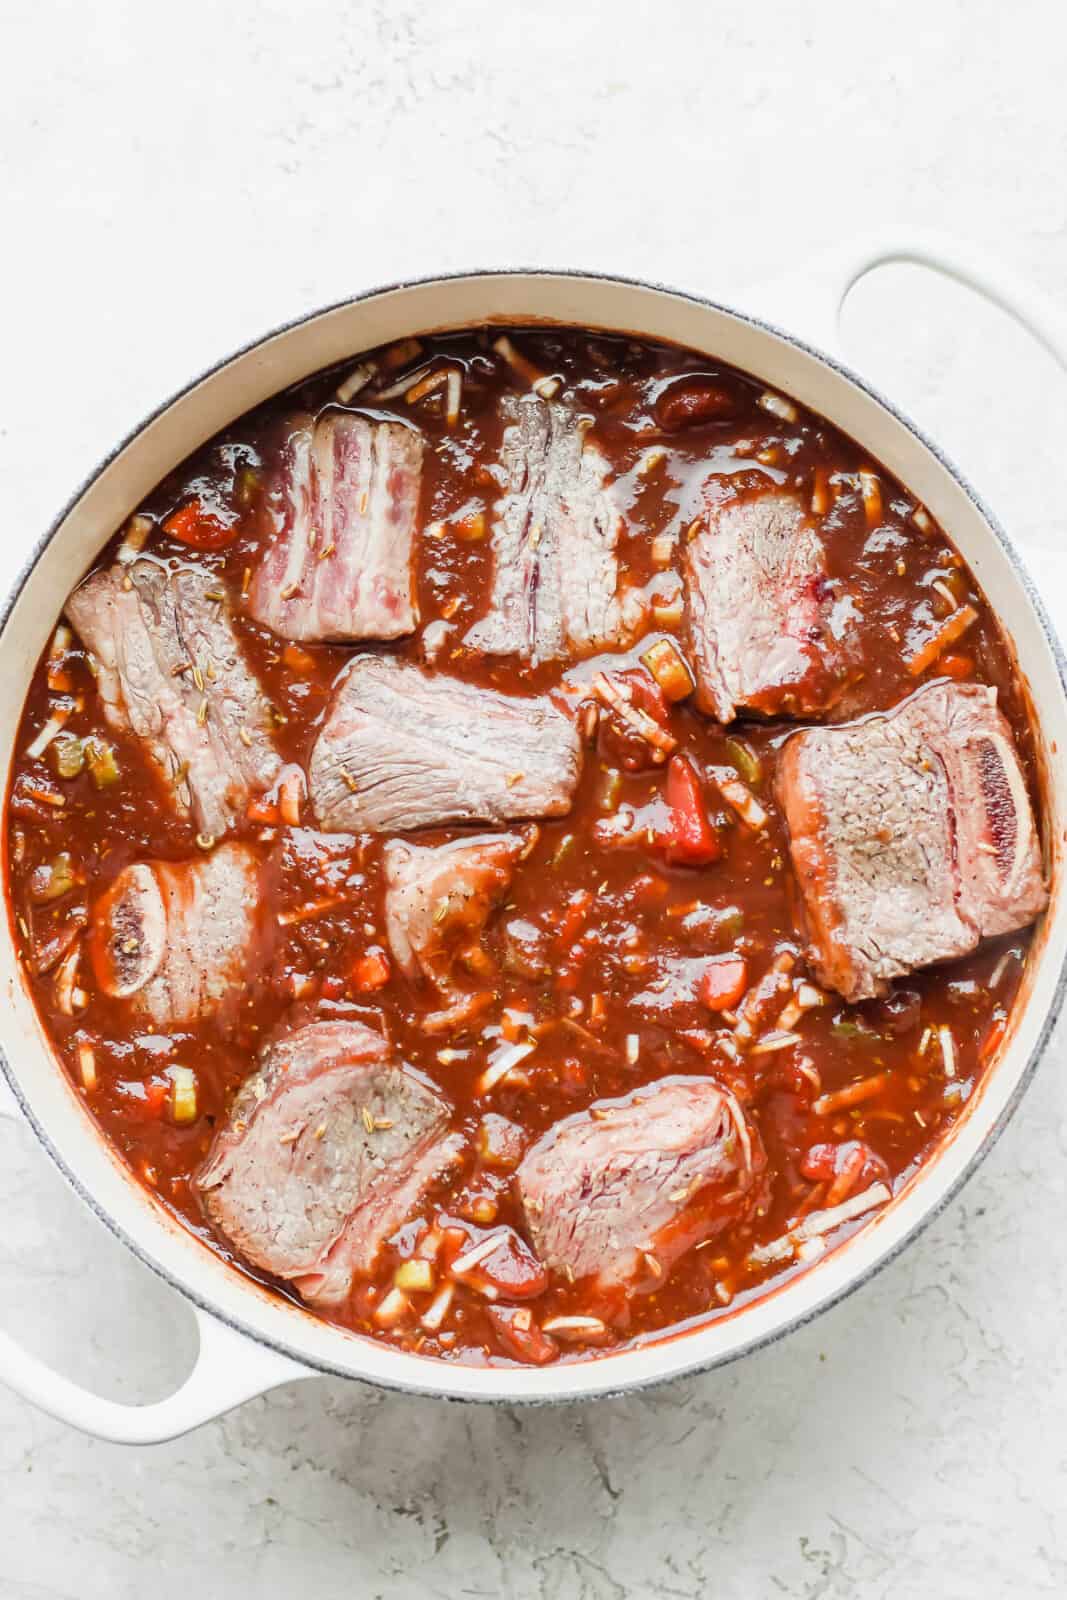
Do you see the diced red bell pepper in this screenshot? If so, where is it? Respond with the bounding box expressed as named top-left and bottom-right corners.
top-left (116, 1077), bottom-right (170, 1123)
top-left (659, 755), bottom-right (722, 864)
top-left (699, 954), bottom-right (748, 1012)
top-left (352, 949), bottom-right (391, 991)
top-left (162, 498), bottom-right (236, 550)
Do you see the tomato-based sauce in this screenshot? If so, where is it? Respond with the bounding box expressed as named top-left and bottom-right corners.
top-left (4, 327), bottom-right (1043, 1367)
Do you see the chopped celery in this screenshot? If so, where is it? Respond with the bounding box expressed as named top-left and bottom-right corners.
top-left (51, 734), bottom-right (85, 780)
top-left (85, 738), bottom-right (120, 789)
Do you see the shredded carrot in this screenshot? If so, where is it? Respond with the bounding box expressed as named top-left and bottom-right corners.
top-left (556, 889), bottom-right (594, 949)
top-left (247, 796), bottom-right (279, 824)
top-left (935, 651), bottom-right (974, 680)
top-left (980, 1015), bottom-right (1008, 1063)
top-left (162, 499), bottom-right (234, 550)
top-left (282, 643), bottom-right (316, 673)
top-left (907, 605), bottom-right (978, 676)
top-left (824, 1144), bottom-right (868, 1207)
top-left (813, 1073), bottom-right (888, 1116)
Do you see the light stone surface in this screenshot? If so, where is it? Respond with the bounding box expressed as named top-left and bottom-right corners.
top-left (2, 1), bottom-right (1067, 1595)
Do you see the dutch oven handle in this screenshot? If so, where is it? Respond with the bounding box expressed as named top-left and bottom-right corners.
top-left (743, 227), bottom-right (1067, 373)
top-left (743, 227), bottom-right (1067, 636)
top-left (0, 1077), bottom-right (310, 1443)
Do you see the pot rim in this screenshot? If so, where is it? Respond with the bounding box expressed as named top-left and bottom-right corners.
top-left (3, 265), bottom-right (1065, 1405)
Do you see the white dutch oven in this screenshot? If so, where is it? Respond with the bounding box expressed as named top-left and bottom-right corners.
top-left (1, 233), bottom-right (1065, 1443)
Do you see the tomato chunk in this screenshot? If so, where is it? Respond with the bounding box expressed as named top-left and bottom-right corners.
top-left (655, 378), bottom-right (740, 431)
top-left (487, 1305), bottom-right (558, 1365)
top-left (162, 498), bottom-right (236, 550)
top-left (936, 651), bottom-right (974, 680)
top-left (699, 954), bottom-right (748, 1012)
top-left (449, 1225), bottom-right (549, 1300)
top-left (659, 755), bottom-right (722, 864)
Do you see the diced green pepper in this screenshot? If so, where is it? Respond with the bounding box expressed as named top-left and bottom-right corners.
top-left (724, 737), bottom-right (761, 785)
top-left (85, 738), bottom-right (120, 789)
top-left (29, 852), bottom-right (76, 904)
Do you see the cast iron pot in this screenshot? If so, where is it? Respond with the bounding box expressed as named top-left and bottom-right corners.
top-left (1, 232), bottom-right (1064, 1440)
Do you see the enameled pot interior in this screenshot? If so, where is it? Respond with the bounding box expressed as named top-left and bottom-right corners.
top-left (1, 272), bottom-right (1064, 1403)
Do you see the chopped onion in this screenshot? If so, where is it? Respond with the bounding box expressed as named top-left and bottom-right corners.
top-left (541, 1315), bottom-right (607, 1341)
top-left (375, 363), bottom-right (434, 400)
top-left (939, 1024), bottom-right (957, 1080)
top-left (421, 619), bottom-right (453, 663)
top-left (858, 468), bottom-right (882, 526)
top-left (420, 1282), bottom-right (454, 1331)
top-left (336, 359), bottom-right (378, 403)
top-left (796, 1236), bottom-right (827, 1263)
top-left (750, 1182), bottom-right (891, 1267)
top-left (748, 1235), bottom-right (795, 1267)
top-left (53, 944), bottom-right (81, 1016)
top-left (714, 772), bottom-right (768, 831)
top-left (749, 1030), bottom-right (802, 1056)
top-left (117, 513), bottom-right (154, 563)
top-left (476, 1039), bottom-right (536, 1095)
top-left (624, 1033), bottom-right (640, 1065)
top-left (650, 532), bottom-right (675, 567)
top-left (989, 949), bottom-right (1018, 989)
top-left (758, 391), bottom-right (799, 423)
top-left (777, 981), bottom-right (825, 1031)
top-left (492, 335), bottom-right (560, 398)
top-left (48, 624), bottom-right (72, 661)
top-left (449, 1232), bottom-right (501, 1277)
top-left (46, 625), bottom-right (74, 691)
top-left (445, 367), bottom-right (462, 427)
top-left (77, 1042), bottom-right (96, 1091)
top-left (912, 505), bottom-right (935, 535)
top-left (26, 705), bottom-right (73, 760)
top-left (373, 1287), bottom-right (411, 1328)
top-left (794, 1181), bottom-right (891, 1241)
top-left (276, 895), bottom-right (345, 927)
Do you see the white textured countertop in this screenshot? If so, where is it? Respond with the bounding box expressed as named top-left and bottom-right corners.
top-left (2, 2), bottom-right (1067, 1595)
